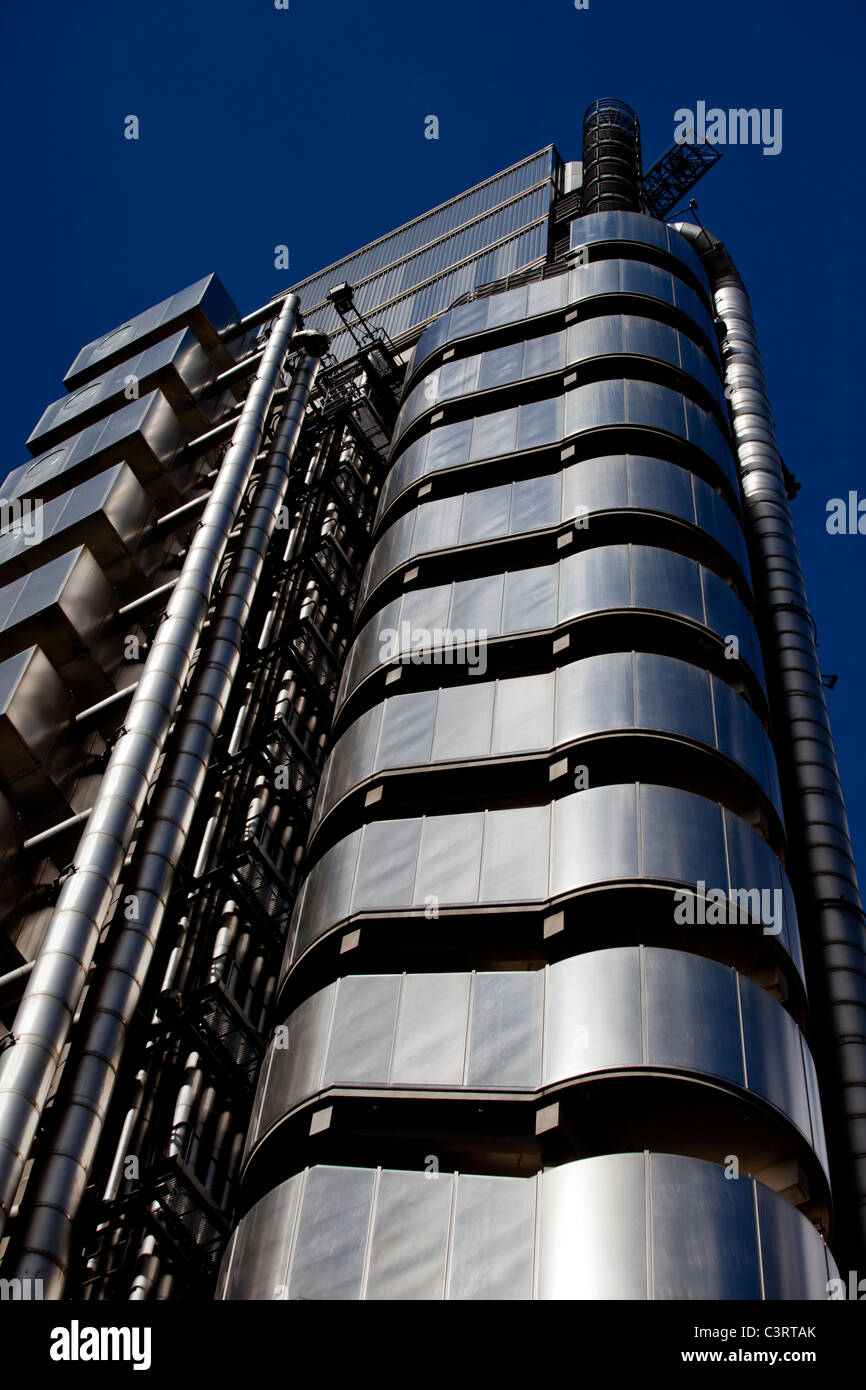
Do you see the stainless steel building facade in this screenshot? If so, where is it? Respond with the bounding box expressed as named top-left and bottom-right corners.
top-left (0, 102), bottom-right (863, 1301)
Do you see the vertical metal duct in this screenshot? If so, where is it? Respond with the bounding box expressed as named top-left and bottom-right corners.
top-left (581, 98), bottom-right (643, 214)
top-left (9, 335), bottom-right (327, 1294)
top-left (0, 293), bottom-right (301, 1240)
top-left (673, 220), bottom-right (866, 1265)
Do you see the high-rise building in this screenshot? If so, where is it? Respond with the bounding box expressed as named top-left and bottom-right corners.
top-left (0, 100), bottom-right (862, 1302)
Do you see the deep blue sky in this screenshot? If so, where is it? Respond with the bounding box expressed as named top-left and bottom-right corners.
top-left (1, 0), bottom-right (863, 870)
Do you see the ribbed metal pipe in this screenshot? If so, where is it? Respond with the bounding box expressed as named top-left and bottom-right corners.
top-left (9, 339), bottom-right (326, 1293)
top-left (673, 221), bottom-right (866, 1263)
top-left (0, 292), bottom-right (301, 1242)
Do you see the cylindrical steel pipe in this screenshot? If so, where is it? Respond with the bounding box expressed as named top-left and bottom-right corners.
top-left (10, 337), bottom-right (326, 1293)
top-left (0, 293), bottom-right (301, 1244)
top-left (674, 220), bottom-right (866, 1264)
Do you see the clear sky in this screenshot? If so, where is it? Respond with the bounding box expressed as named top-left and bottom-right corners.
top-left (1, 0), bottom-right (864, 871)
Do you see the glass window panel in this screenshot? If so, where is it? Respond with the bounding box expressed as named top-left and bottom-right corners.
top-left (678, 334), bottom-right (721, 399)
top-left (550, 785), bottom-right (639, 894)
top-left (258, 985), bottom-right (335, 1131)
top-left (390, 974), bottom-right (472, 1083)
top-left (620, 261), bottom-right (675, 305)
top-left (459, 483), bottom-right (511, 543)
top-left (411, 495), bottom-right (462, 557)
top-left (567, 318), bottom-right (624, 362)
top-left (468, 407), bottom-right (518, 461)
top-left (425, 418), bottom-right (473, 473)
top-left (516, 396), bottom-right (563, 451)
top-left (694, 484), bottom-right (742, 566)
top-left (554, 652), bottom-right (633, 743)
top-left (329, 707), bottom-right (381, 798)
top-left (644, 948), bottom-right (743, 1084)
top-left (640, 784), bottom-right (727, 889)
top-left (510, 474), bottom-right (560, 534)
top-left (466, 973), bottom-right (544, 1088)
top-left (398, 583), bottom-right (452, 652)
top-left (527, 276), bottom-right (567, 317)
top-left (437, 355), bottom-right (480, 400)
top-left (559, 545), bottom-right (630, 620)
top-left (296, 831), bottom-right (362, 952)
top-left (632, 546), bottom-right (703, 622)
top-left (323, 976), bottom-right (401, 1087)
top-left (522, 330), bottom-right (565, 379)
top-left (365, 1170), bottom-right (452, 1301)
top-left (723, 808), bottom-right (783, 929)
top-left (447, 1172), bottom-right (537, 1300)
top-left (449, 572), bottom-right (503, 637)
top-left (565, 379), bottom-right (625, 436)
top-left (627, 457), bottom-right (694, 523)
top-left (563, 456), bottom-right (628, 516)
top-left (478, 341), bottom-right (524, 391)
top-left (485, 285), bottom-right (528, 326)
top-left (739, 982), bottom-right (812, 1141)
top-left (225, 1178), bottom-right (301, 1300)
top-left (712, 679), bottom-right (767, 789)
top-left (449, 299), bottom-right (489, 339)
top-left (351, 818), bottom-right (420, 911)
top-left (623, 316), bottom-right (679, 366)
top-left (288, 1168), bottom-right (375, 1301)
top-left (503, 564), bottom-right (558, 633)
top-left (480, 805), bottom-right (550, 901)
top-left (431, 682), bottom-right (495, 761)
top-left (625, 380), bottom-right (687, 438)
top-left (702, 570), bottom-right (753, 653)
top-left (492, 672), bottom-right (554, 754)
top-left (649, 1153), bottom-right (762, 1301)
top-left (636, 652), bottom-right (714, 745)
top-left (413, 812), bottom-right (484, 906)
top-left (545, 950), bottom-right (643, 1080)
top-left (376, 688), bottom-right (438, 770)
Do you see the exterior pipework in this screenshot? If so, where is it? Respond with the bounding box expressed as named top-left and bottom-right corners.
top-left (0, 292), bottom-right (301, 1242)
top-left (9, 338), bottom-right (326, 1295)
top-left (673, 220), bottom-right (866, 1264)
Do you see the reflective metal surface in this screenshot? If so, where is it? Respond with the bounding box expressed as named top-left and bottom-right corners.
top-left (217, 1154), bottom-right (837, 1301)
top-left (283, 785), bottom-right (802, 979)
top-left (362, 456), bottom-right (750, 615)
top-left (63, 273), bottom-right (241, 389)
top-left (337, 544), bottom-right (766, 710)
top-left (673, 219), bottom-right (866, 1260)
top-left (0, 294), bottom-right (301, 1250)
top-left (314, 651), bottom-right (781, 836)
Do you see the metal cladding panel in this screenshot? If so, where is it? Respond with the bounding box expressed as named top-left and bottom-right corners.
top-left (251, 952), bottom-right (823, 1179)
top-left (0, 464), bottom-right (155, 591)
top-left (0, 646), bottom-right (75, 793)
top-left (3, 392), bottom-right (186, 509)
top-left (63, 273), bottom-right (240, 389)
top-left (395, 316), bottom-right (726, 445)
top-left (217, 1157), bottom-right (837, 1300)
top-left (28, 329), bottom-right (218, 456)
top-left (570, 209), bottom-right (709, 284)
top-left (362, 458), bottom-right (750, 616)
top-left (409, 258), bottom-right (719, 388)
top-left (282, 785), bottom-right (803, 989)
top-left (0, 546), bottom-right (119, 694)
top-left (336, 546), bottom-right (765, 711)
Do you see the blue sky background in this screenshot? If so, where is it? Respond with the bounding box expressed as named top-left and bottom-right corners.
top-left (1, 0), bottom-right (863, 868)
